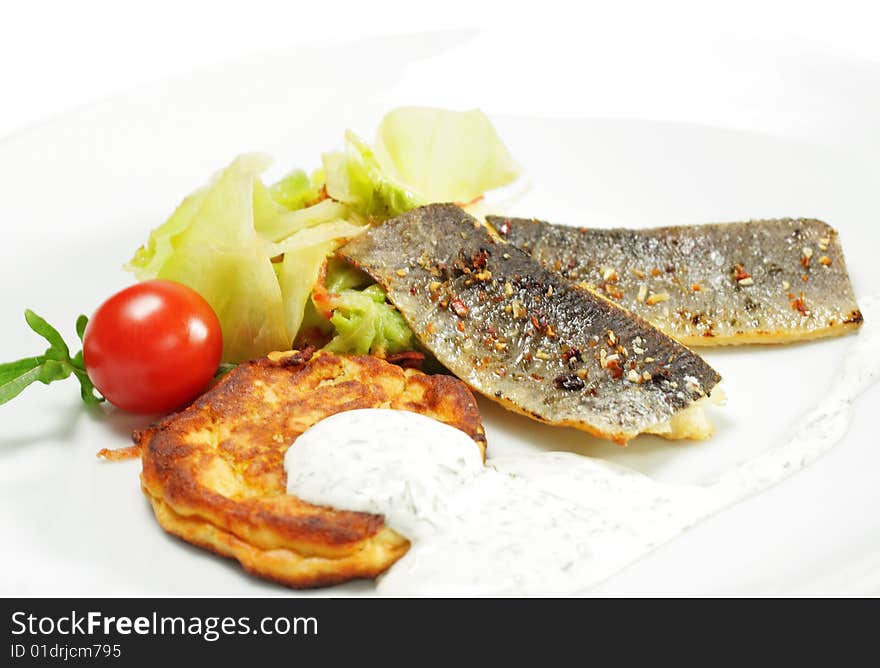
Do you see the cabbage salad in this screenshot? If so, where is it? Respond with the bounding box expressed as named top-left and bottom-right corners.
top-left (127, 107), bottom-right (520, 363)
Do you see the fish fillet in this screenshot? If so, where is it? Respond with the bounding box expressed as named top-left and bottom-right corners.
top-left (490, 216), bottom-right (863, 346)
top-left (340, 204), bottom-right (722, 444)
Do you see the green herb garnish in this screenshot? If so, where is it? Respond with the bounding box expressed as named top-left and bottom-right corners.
top-left (0, 310), bottom-right (103, 407)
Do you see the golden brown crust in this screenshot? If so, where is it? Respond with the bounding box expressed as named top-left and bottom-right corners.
top-left (97, 444), bottom-right (142, 461)
top-left (138, 349), bottom-right (486, 588)
top-left (682, 318), bottom-right (862, 346)
top-left (145, 488), bottom-right (410, 589)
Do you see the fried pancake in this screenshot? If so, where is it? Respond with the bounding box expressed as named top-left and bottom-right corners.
top-left (138, 349), bottom-right (486, 589)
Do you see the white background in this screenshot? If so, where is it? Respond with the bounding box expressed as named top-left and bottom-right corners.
top-left (4, 0), bottom-right (880, 142)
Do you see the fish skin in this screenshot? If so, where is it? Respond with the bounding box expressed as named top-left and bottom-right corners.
top-left (339, 204), bottom-right (722, 444)
top-left (490, 216), bottom-right (863, 346)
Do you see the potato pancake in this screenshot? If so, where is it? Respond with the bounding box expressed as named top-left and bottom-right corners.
top-left (137, 349), bottom-right (486, 589)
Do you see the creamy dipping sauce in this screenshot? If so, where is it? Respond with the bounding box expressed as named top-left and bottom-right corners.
top-left (285, 296), bottom-right (880, 596)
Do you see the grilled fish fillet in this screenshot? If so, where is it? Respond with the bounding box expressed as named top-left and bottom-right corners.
top-left (138, 349), bottom-right (486, 589)
top-left (490, 216), bottom-right (863, 346)
top-left (340, 204), bottom-right (722, 444)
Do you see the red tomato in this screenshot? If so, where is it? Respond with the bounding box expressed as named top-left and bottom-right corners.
top-left (83, 280), bottom-right (223, 414)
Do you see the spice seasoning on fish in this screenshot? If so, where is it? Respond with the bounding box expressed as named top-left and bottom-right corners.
top-left (341, 204), bottom-right (722, 444)
top-left (792, 295), bottom-right (810, 316)
top-left (450, 298), bottom-right (469, 317)
top-left (554, 373), bottom-right (586, 391)
top-left (493, 216), bottom-right (862, 346)
top-left (646, 292), bottom-right (670, 306)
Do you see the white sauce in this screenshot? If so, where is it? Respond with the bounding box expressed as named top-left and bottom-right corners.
top-left (285, 296), bottom-right (880, 595)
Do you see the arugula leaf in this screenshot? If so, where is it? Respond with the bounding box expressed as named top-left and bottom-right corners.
top-left (0, 363), bottom-right (44, 404)
top-left (0, 310), bottom-right (104, 407)
top-left (214, 362), bottom-right (237, 379)
top-left (75, 315), bottom-right (88, 343)
top-left (25, 310), bottom-right (70, 359)
top-left (0, 356), bottom-right (43, 386)
top-left (73, 367), bottom-right (103, 405)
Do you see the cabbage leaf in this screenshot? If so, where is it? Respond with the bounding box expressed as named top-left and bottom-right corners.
top-left (374, 106), bottom-right (520, 204)
top-left (323, 130), bottom-right (423, 221)
top-left (275, 220), bottom-right (366, 339)
top-left (127, 107), bottom-right (519, 363)
top-left (324, 284), bottom-right (414, 356)
top-left (127, 154), bottom-right (290, 362)
top-left (269, 169), bottom-right (322, 210)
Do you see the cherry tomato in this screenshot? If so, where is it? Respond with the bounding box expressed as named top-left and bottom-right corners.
top-left (83, 280), bottom-right (223, 414)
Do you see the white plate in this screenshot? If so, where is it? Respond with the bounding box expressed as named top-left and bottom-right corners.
top-left (2, 34), bottom-right (879, 596)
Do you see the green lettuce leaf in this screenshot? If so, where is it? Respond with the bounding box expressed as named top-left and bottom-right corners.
top-left (126, 183), bottom-right (210, 282)
top-left (374, 107), bottom-right (520, 204)
top-left (323, 258), bottom-right (373, 293)
top-left (323, 284), bottom-right (414, 356)
top-left (127, 154), bottom-right (289, 362)
top-left (269, 169), bottom-right (323, 210)
top-left (323, 130), bottom-right (424, 221)
top-left (126, 107), bottom-right (518, 365)
top-left (275, 220), bottom-right (366, 340)
top-left (256, 197), bottom-right (350, 243)
top-left (252, 177), bottom-right (287, 233)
